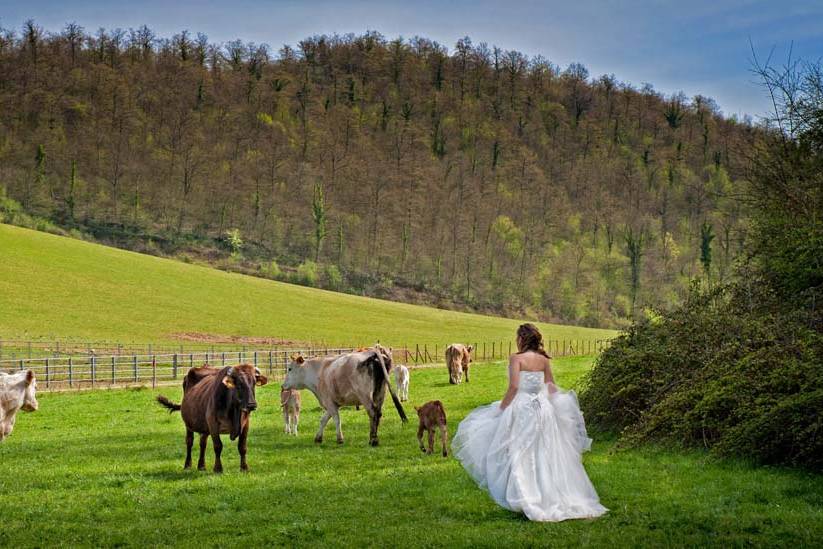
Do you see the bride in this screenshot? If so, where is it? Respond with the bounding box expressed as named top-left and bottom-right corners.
top-left (452, 323), bottom-right (607, 522)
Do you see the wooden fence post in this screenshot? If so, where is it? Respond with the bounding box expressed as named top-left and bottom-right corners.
top-left (152, 356), bottom-right (157, 388)
top-left (68, 356), bottom-right (73, 388)
top-left (173, 353), bottom-right (178, 379)
top-left (133, 355), bottom-right (138, 382)
top-left (111, 356), bottom-right (116, 384)
top-left (45, 358), bottom-right (50, 389)
top-left (91, 355), bottom-right (96, 388)
top-left (268, 351), bottom-right (273, 375)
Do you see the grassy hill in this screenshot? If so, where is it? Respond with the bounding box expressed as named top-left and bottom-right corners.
top-left (0, 224), bottom-right (614, 346)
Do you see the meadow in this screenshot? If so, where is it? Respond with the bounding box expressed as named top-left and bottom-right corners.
top-left (0, 224), bottom-right (614, 347)
top-left (1, 357), bottom-right (821, 548)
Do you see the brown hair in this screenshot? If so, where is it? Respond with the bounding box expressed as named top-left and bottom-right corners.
top-left (516, 323), bottom-right (551, 358)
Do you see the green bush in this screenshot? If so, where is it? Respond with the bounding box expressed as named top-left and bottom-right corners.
top-left (260, 259), bottom-right (281, 279)
top-left (580, 279), bottom-right (823, 470)
top-left (324, 264), bottom-right (343, 290)
top-left (295, 260), bottom-right (318, 286)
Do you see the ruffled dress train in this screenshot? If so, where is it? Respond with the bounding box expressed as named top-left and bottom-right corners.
top-left (452, 371), bottom-right (607, 522)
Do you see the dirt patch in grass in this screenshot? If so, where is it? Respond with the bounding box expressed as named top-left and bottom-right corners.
top-left (169, 332), bottom-right (307, 346)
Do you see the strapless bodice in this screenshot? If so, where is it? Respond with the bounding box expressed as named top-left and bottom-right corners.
top-left (518, 371), bottom-right (545, 394)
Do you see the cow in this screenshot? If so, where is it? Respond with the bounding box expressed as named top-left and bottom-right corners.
top-left (156, 364), bottom-right (267, 473)
top-left (282, 345), bottom-right (407, 446)
top-left (445, 344), bottom-right (473, 384)
top-left (394, 364), bottom-right (410, 402)
top-left (281, 386), bottom-right (301, 435)
top-left (0, 370), bottom-right (38, 442)
top-left (415, 400), bottom-right (448, 457)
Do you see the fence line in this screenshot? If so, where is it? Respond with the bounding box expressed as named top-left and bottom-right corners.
top-left (0, 339), bottom-right (611, 391)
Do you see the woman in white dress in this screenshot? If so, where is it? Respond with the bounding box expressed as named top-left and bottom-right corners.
top-left (452, 323), bottom-right (607, 522)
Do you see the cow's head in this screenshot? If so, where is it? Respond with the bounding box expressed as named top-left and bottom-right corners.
top-left (222, 364), bottom-right (267, 413)
top-left (282, 354), bottom-right (305, 390)
top-left (21, 370), bottom-right (38, 412)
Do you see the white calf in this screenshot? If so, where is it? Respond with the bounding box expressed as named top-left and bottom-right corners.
top-left (0, 370), bottom-right (39, 441)
top-left (394, 365), bottom-right (410, 402)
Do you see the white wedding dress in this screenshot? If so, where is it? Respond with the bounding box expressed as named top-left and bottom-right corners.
top-left (452, 370), bottom-right (608, 521)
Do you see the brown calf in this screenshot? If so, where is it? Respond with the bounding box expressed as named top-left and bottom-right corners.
top-left (415, 400), bottom-right (448, 457)
top-left (157, 364), bottom-right (267, 473)
top-left (280, 386), bottom-right (301, 435)
top-left (445, 344), bottom-right (473, 384)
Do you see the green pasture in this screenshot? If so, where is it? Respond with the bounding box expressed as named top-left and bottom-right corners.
top-left (1, 357), bottom-right (821, 547)
top-left (0, 224), bottom-right (614, 346)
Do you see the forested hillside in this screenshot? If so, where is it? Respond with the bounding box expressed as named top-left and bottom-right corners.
top-left (0, 22), bottom-right (759, 326)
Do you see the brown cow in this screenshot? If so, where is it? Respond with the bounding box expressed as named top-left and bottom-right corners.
top-left (156, 364), bottom-right (267, 473)
top-left (415, 400), bottom-right (448, 457)
top-left (282, 345), bottom-right (407, 446)
top-left (445, 344), bottom-right (473, 384)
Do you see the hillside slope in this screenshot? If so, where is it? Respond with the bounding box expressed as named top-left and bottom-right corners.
top-left (0, 27), bottom-right (754, 327)
top-left (0, 224), bottom-right (614, 345)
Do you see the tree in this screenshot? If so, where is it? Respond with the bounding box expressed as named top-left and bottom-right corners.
top-left (700, 222), bottom-right (715, 282)
top-left (625, 227), bottom-right (645, 315)
top-left (312, 181), bottom-right (327, 262)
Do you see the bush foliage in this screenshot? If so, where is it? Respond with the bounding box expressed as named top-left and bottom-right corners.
top-left (580, 279), bottom-right (823, 469)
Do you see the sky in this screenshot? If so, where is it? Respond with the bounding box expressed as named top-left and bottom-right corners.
top-left (2, 0), bottom-right (821, 119)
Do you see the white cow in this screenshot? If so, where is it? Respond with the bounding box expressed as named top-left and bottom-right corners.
top-left (394, 364), bottom-right (410, 402)
top-left (0, 370), bottom-right (39, 441)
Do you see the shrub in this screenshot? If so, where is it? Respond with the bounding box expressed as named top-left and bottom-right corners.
top-left (580, 278), bottom-right (823, 470)
top-left (324, 264), bottom-right (343, 290)
top-left (295, 260), bottom-right (318, 286)
top-left (261, 260), bottom-right (281, 279)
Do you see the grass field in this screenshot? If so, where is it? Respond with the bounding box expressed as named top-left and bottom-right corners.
top-left (0, 224), bottom-right (614, 346)
top-left (2, 357), bottom-right (821, 548)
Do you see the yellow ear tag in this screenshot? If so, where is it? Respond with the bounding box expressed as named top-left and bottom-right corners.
top-left (222, 377), bottom-right (236, 389)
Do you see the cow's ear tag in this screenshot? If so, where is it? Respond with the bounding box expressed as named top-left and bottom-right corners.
top-left (256, 375), bottom-right (268, 386)
top-left (222, 376), bottom-right (236, 389)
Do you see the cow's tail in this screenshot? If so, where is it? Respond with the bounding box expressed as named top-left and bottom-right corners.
top-left (156, 395), bottom-right (181, 412)
top-left (375, 351), bottom-right (407, 423)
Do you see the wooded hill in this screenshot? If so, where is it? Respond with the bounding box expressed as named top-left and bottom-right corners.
top-left (0, 22), bottom-right (760, 327)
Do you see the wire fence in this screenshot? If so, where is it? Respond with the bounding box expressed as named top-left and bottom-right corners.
top-left (0, 339), bottom-right (612, 392)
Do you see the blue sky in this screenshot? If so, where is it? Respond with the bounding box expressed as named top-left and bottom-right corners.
top-left (2, 0), bottom-right (821, 119)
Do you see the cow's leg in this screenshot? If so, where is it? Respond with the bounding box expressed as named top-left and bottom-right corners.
top-left (315, 410), bottom-right (333, 443)
top-left (464, 366), bottom-right (470, 383)
top-left (283, 407), bottom-right (290, 434)
top-left (333, 409), bottom-right (344, 444)
top-left (211, 432), bottom-right (224, 473)
top-left (417, 424), bottom-right (426, 453)
top-left (184, 429), bottom-right (194, 469)
top-left (293, 411), bottom-right (299, 436)
top-left (427, 428), bottom-right (435, 454)
top-left (367, 405), bottom-right (382, 447)
top-left (238, 423), bottom-right (249, 472)
top-left (440, 424), bottom-right (449, 457)
top-left (197, 433), bottom-right (208, 470)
